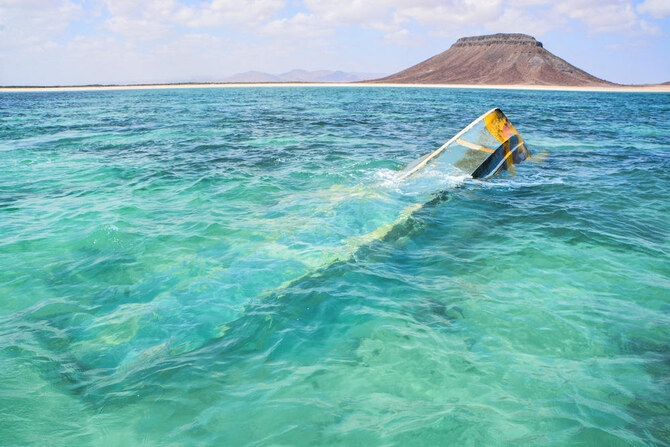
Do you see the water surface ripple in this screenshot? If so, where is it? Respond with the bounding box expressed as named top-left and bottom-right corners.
top-left (1, 87), bottom-right (668, 445)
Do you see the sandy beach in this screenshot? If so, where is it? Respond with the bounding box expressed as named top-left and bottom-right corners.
top-left (1, 82), bottom-right (669, 93)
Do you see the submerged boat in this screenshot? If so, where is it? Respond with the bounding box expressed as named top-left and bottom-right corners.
top-left (399, 108), bottom-right (531, 180)
top-left (23, 108), bottom-right (534, 402)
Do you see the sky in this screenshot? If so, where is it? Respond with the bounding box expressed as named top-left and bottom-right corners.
top-left (1, 0), bottom-right (669, 86)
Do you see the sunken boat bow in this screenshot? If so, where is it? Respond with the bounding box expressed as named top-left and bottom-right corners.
top-left (399, 108), bottom-right (531, 180)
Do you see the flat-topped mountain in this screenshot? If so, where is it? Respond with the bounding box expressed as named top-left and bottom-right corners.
top-left (369, 33), bottom-right (615, 86)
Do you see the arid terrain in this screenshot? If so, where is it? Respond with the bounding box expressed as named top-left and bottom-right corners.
top-left (368, 33), bottom-right (616, 86)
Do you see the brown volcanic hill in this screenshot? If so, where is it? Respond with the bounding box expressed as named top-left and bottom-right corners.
top-left (370, 33), bottom-right (615, 86)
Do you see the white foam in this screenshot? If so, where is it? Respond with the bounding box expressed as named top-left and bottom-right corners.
top-left (393, 166), bottom-right (470, 198)
top-left (368, 166), bottom-right (470, 197)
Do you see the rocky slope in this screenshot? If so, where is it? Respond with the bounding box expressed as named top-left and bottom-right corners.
top-left (369, 33), bottom-right (615, 86)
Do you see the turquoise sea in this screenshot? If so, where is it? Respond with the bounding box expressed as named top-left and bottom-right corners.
top-left (0, 86), bottom-right (668, 445)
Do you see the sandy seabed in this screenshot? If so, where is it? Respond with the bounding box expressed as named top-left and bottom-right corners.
top-left (1, 82), bottom-right (668, 93)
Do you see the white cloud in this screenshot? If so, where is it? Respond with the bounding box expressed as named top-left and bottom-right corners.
top-left (178, 0), bottom-right (285, 27)
top-left (506, 0), bottom-right (551, 6)
top-left (0, 0), bottom-right (667, 85)
top-left (638, 19), bottom-right (663, 35)
top-left (2, 0), bottom-right (660, 54)
top-left (383, 27), bottom-right (426, 47)
top-left (98, 0), bottom-right (144, 16)
top-left (66, 34), bottom-right (128, 57)
top-left (314, 0), bottom-right (394, 24)
top-left (554, 0), bottom-right (638, 33)
top-left (262, 12), bottom-right (335, 37)
top-left (0, 0), bottom-right (82, 49)
top-left (273, 0), bottom-right (657, 41)
top-left (401, 0), bottom-right (504, 28)
top-left (480, 6), bottom-right (562, 37)
top-left (103, 16), bottom-right (171, 40)
top-left (99, 0), bottom-right (285, 29)
top-left (637, 0), bottom-right (670, 19)
top-left (267, 0), bottom-right (505, 40)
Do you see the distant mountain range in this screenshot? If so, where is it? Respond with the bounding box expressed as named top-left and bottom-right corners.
top-left (368, 33), bottom-right (615, 86)
top-left (223, 69), bottom-right (386, 83)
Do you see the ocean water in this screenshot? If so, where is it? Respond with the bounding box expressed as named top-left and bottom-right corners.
top-left (0, 86), bottom-right (668, 446)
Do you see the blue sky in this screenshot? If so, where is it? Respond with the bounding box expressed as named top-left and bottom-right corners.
top-left (1, 0), bottom-right (668, 85)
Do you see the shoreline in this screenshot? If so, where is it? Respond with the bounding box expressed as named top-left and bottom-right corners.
top-left (1, 82), bottom-right (668, 93)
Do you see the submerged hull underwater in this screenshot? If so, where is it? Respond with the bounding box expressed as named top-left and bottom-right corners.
top-left (24, 108), bottom-right (533, 403)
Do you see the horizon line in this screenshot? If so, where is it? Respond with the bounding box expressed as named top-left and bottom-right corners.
top-left (2, 82), bottom-right (670, 94)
